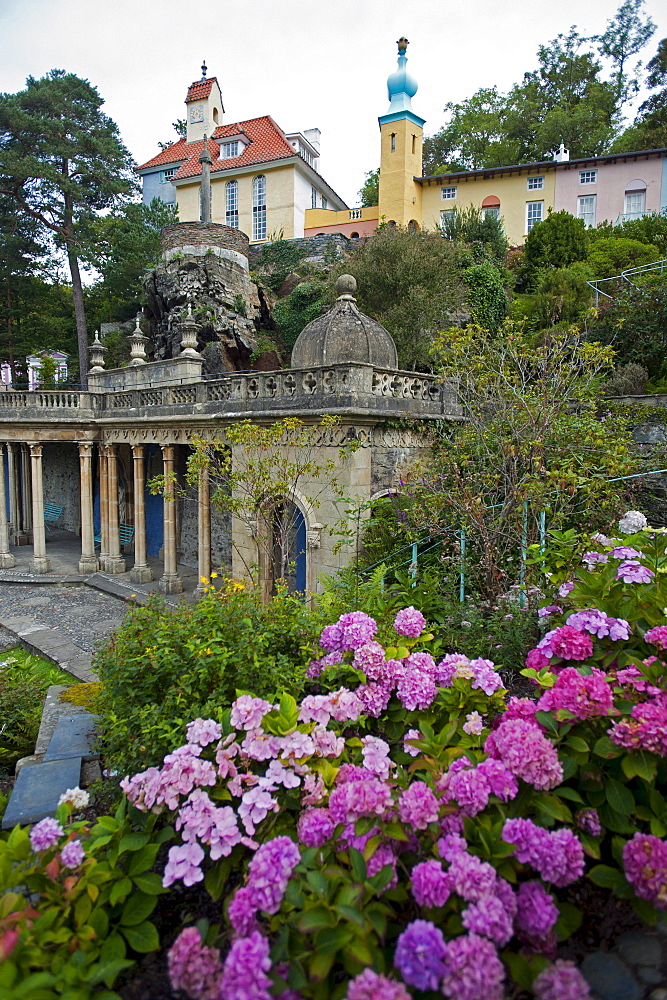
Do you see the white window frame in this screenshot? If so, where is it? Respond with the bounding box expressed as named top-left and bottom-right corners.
top-left (321, 196), bottom-right (327, 210)
top-left (577, 195), bottom-right (596, 228)
top-left (441, 186), bottom-right (457, 200)
top-left (624, 190), bottom-right (646, 220)
top-left (226, 180), bottom-right (238, 229)
top-left (161, 168), bottom-right (177, 183)
top-left (526, 201), bottom-right (543, 232)
top-left (253, 175), bottom-right (267, 241)
top-left (527, 176), bottom-right (544, 191)
top-left (579, 170), bottom-right (597, 185)
top-left (482, 206), bottom-right (500, 220)
top-left (311, 185), bottom-right (317, 209)
top-left (221, 141), bottom-right (239, 159)
top-left (440, 209), bottom-right (456, 231)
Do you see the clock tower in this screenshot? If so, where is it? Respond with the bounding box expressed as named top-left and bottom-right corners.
top-left (185, 62), bottom-right (224, 143)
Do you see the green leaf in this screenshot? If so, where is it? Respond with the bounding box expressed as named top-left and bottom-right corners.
top-left (308, 949), bottom-right (335, 982)
top-left (536, 794), bottom-right (572, 823)
top-left (564, 735), bottom-right (589, 753)
top-left (94, 816), bottom-right (119, 832)
top-left (344, 936), bottom-right (374, 966)
top-left (109, 876), bottom-right (132, 906)
top-left (120, 920), bottom-right (160, 953)
top-left (384, 821), bottom-right (409, 842)
top-left (132, 872), bottom-right (165, 895)
top-left (306, 870), bottom-right (329, 897)
top-left (204, 859), bottom-right (231, 902)
top-left (314, 926), bottom-right (354, 955)
top-left (334, 904), bottom-right (365, 927)
top-left (86, 957), bottom-right (135, 988)
top-left (297, 906), bottom-right (337, 932)
top-left (118, 832), bottom-right (150, 854)
top-left (622, 751), bottom-right (657, 783)
top-left (120, 892), bottom-right (157, 926)
top-left (593, 736), bottom-right (622, 759)
top-left (555, 787), bottom-right (585, 804)
top-left (127, 843), bottom-right (160, 876)
top-left (554, 901), bottom-right (583, 941)
top-left (535, 710), bottom-right (559, 734)
top-left (588, 864), bottom-right (626, 891)
top-left (349, 848), bottom-right (367, 882)
top-left (606, 778), bottom-right (635, 817)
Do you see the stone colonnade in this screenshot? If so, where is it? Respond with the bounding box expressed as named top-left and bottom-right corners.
top-left (0, 440), bottom-right (214, 592)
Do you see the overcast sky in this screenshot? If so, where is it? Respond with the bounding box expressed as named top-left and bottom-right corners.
top-left (1, 0), bottom-right (665, 207)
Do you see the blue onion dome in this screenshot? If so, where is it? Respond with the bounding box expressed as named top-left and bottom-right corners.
top-left (291, 275), bottom-right (398, 369)
top-left (386, 37), bottom-right (418, 113)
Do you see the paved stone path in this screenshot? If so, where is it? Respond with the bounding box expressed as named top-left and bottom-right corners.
top-left (583, 926), bottom-right (667, 999)
top-left (0, 582), bottom-right (129, 653)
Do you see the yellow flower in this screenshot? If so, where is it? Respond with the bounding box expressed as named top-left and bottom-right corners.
top-left (205, 648), bottom-right (212, 656)
top-left (211, 572), bottom-right (218, 579)
top-left (200, 576), bottom-right (209, 584)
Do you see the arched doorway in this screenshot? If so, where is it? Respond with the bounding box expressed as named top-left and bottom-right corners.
top-left (271, 499), bottom-right (306, 594)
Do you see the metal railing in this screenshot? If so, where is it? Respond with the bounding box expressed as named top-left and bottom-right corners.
top-left (587, 258), bottom-right (667, 306)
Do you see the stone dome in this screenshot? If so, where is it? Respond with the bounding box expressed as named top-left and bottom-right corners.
top-left (290, 275), bottom-right (398, 370)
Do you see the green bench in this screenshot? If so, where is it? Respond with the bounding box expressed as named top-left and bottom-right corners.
top-left (94, 523), bottom-right (135, 550)
top-left (43, 503), bottom-right (64, 530)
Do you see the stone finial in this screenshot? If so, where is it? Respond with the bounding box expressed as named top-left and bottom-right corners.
top-left (88, 331), bottom-right (107, 373)
top-left (201, 60), bottom-right (207, 79)
top-left (128, 313), bottom-right (150, 366)
top-left (179, 298), bottom-right (203, 359)
top-left (335, 274), bottom-right (357, 300)
top-left (397, 37), bottom-right (409, 53)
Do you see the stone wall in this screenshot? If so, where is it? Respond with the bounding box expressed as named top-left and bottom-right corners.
top-left (42, 443), bottom-right (80, 534)
top-left (247, 232), bottom-right (350, 269)
top-left (161, 222), bottom-right (250, 262)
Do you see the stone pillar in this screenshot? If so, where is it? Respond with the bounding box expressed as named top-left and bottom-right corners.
top-left (98, 445), bottom-right (109, 569)
top-left (159, 444), bottom-right (183, 594)
top-left (130, 444), bottom-right (153, 583)
top-left (0, 445), bottom-right (16, 568)
top-left (195, 466), bottom-right (211, 594)
top-left (78, 443), bottom-right (99, 574)
top-left (7, 443), bottom-right (22, 544)
top-left (21, 444), bottom-right (32, 536)
top-left (29, 444), bottom-right (51, 574)
top-left (105, 444), bottom-right (126, 574)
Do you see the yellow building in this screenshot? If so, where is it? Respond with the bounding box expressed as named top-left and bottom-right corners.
top-left (137, 66), bottom-right (347, 241)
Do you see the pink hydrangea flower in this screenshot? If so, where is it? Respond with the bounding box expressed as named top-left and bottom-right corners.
top-left (411, 860), bottom-right (452, 907)
top-left (230, 696), bottom-right (273, 731)
top-left (462, 895), bottom-right (513, 946)
top-left (616, 560), bottom-right (654, 584)
top-left (533, 959), bottom-right (592, 1000)
top-left (463, 711), bottom-right (484, 736)
top-left (219, 931), bottom-right (272, 1000)
top-left (644, 625), bottom-right (667, 649)
top-left (448, 851), bottom-right (497, 902)
top-left (345, 969), bottom-right (410, 1000)
top-left (329, 776), bottom-right (393, 824)
top-left (246, 836), bottom-right (301, 915)
top-left (548, 625), bottom-right (594, 661)
top-left (403, 728), bottom-right (422, 757)
top-left (558, 580), bottom-right (574, 598)
top-left (396, 670), bottom-right (437, 711)
top-left (515, 881), bottom-right (559, 938)
top-left (297, 807), bottom-right (334, 847)
top-left (163, 841), bottom-right (205, 887)
top-left (238, 786), bottom-right (279, 835)
top-left (623, 833), bottom-right (667, 908)
top-left (398, 782), bottom-right (439, 829)
top-left (361, 735), bottom-right (394, 780)
top-left (394, 606), bottom-right (427, 638)
top-left (167, 926), bottom-right (222, 1000)
top-left (352, 641), bottom-right (386, 677)
top-left (502, 819), bottom-right (584, 887)
top-left (356, 682), bottom-right (392, 718)
top-left (440, 932), bottom-right (505, 1000)
top-left (525, 647), bottom-right (551, 671)
top-left (566, 609), bottom-right (630, 641)
top-left (484, 718), bottom-right (563, 791)
top-left (186, 718), bottom-right (222, 746)
top-left (537, 666), bottom-right (614, 720)
top-left (29, 817), bottom-right (63, 852)
top-left (60, 839), bottom-right (85, 869)
top-left (609, 697), bottom-right (667, 755)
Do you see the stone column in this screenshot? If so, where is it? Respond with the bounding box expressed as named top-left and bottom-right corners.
top-left (21, 444), bottom-right (32, 536)
top-left (7, 443), bottom-right (22, 544)
top-left (130, 444), bottom-right (153, 583)
top-left (0, 445), bottom-right (16, 568)
top-left (159, 444), bottom-right (183, 594)
top-left (29, 443), bottom-right (51, 574)
top-left (105, 444), bottom-right (126, 574)
top-left (98, 445), bottom-right (109, 569)
top-left (78, 443), bottom-right (99, 574)
top-left (195, 465), bottom-right (211, 595)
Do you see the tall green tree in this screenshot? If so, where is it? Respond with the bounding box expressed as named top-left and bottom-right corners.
top-left (357, 168), bottom-right (379, 207)
top-left (0, 195), bottom-right (48, 380)
top-left (0, 70), bottom-right (136, 386)
top-left (614, 37), bottom-right (667, 149)
top-left (595, 0), bottom-right (656, 106)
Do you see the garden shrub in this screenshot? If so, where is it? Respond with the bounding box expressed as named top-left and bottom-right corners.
top-left (114, 516), bottom-right (667, 999)
top-left (0, 789), bottom-right (173, 998)
top-left (586, 236), bottom-right (661, 279)
top-left (94, 581), bottom-right (322, 776)
top-left (605, 362), bottom-right (649, 396)
top-left (0, 650), bottom-right (72, 774)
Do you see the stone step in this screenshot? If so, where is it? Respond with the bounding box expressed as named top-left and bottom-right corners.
top-left (43, 712), bottom-right (99, 763)
top-left (1, 757), bottom-right (83, 829)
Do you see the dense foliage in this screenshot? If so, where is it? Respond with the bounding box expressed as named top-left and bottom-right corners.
top-left (0, 649), bottom-right (71, 773)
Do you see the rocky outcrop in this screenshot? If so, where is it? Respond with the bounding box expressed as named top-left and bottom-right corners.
top-left (142, 253), bottom-right (263, 373)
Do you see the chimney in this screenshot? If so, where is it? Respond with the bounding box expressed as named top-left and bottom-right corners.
top-left (553, 143), bottom-right (570, 163)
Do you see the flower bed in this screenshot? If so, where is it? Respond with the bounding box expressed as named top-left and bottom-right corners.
top-left (3, 517), bottom-right (667, 999)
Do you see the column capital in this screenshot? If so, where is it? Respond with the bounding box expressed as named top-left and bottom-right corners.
top-left (78, 442), bottom-right (94, 459)
top-left (161, 443), bottom-right (176, 461)
top-left (28, 443), bottom-right (43, 458)
top-left (132, 443), bottom-right (145, 459)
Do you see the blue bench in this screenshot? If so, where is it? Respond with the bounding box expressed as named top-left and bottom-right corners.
top-left (43, 503), bottom-right (63, 530)
top-left (94, 523), bottom-right (135, 550)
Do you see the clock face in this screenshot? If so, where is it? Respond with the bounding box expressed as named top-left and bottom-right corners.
top-left (189, 104), bottom-right (204, 123)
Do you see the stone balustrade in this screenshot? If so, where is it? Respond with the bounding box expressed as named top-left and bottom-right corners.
top-left (0, 365), bottom-right (462, 424)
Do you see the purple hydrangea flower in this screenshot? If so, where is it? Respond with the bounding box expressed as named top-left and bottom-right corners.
top-left (566, 609), bottom-right (631, 641)
top-left (396, 669), bottom-right (437, 710)
top-left (623, 833), bottom-right (667, 908)
top-left (186, 718), bottom-right (222, 746)
top-left (29, 817), bottom-right (63, 852)
top-left (246, 836), bottom-right (300, 915)
top-left (575, 809), bottom-right (602, 837)
top-left (167, 926), bottom-right (222, 1000)
top-left (533, 959), bottom-right (592, 999)
top-left (461, 895), bottom-right (513, 946)
top-left (329, 776), bottom-right (393, 824)
top-left (515, 881), bottom-right (559, 938)
top-left (448, 851), bottom-right (497, 902)
top-left (219, 931), bottom-right (272, 1000)
top-left (394, 919), bottom-right (448, 992)
top-left (644, 625), bottom-right (667, 649)
top-left (345, 969), bottom-right (410, 1000)
top-left (60, 839), bottom-right (85, 869)
top-left (484, 718), bottom-right (563, 791)
top-left (297, 808), bottom-right (334, 847)
top-left (230, 696), bottom-right (273, 731)
top-left (411, 860), bottom-right (452, 907)
top-left (609, 697), bottom-right (667, 756)
top-left (227, 886), bottom-right (260, 938)
top-left (616, 560), bottom-right (654, 584)
top-left (163, 841), bottom-right (205, 888)
top-left (398, 782), bottom-right (439, 830)
top-left (440, 933), bottom-right (505, 1000)
top-left (538, 605), bottom-right (563, 618)
top-left (394, 606), bottom-right (427, 638)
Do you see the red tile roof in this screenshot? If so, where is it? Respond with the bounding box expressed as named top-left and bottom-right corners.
top-left (138, 116), bottom-right (300, 179)
top-left (186, 78), bottom-right (215, 103)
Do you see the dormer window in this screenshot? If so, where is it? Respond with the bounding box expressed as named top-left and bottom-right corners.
top-left (161, 168), bottom-right (177, 183)
top-left (221, 141), bottom-right (240, 159)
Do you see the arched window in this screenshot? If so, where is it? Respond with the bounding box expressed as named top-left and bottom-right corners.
top-left (226, 180), bottom-right (238, 229)
top-left (625, 179), bottom-right (647, 221)
top-left (350, 231), bottom-right (360, 239)
top-left (271, 500), bottom-right (306, 594)
top-left (391, 133), bottom-right (396, 153)
top-left (253, 175), bottom-right (267, 240)
top-left (482, 195), bottom-right (501, 220)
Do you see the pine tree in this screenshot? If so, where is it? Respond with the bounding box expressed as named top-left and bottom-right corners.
top-left (0, 70), bottom-right (136, 387)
